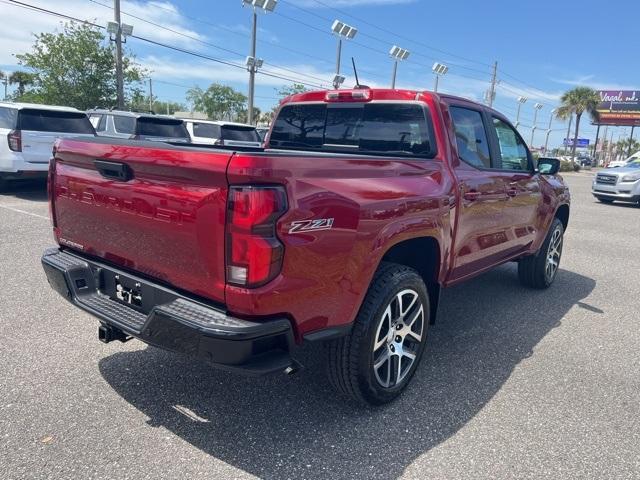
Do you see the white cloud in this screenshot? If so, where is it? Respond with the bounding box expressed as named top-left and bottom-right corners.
top-left (0, 0), bottom-right (204, 66)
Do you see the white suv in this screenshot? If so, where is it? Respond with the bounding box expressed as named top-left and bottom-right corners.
top-left (0, 102), bottom-right (95, 190)
top-left (182, 119), bottom-right (261, 147)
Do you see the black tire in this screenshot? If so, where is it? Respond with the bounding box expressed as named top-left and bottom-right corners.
top-left (0, 177), bottom-right (8, 193)
top-left (518, 218), bottom-right (564, 289)
top-left (596, 197), bottom-right (614, 204)
top-left (326, 262), bottom-right (430, 405)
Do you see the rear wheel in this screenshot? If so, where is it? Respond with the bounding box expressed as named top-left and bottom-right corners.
top-left (518, 218), bottom-right (564, 289)
top-left (326, 262), bottom-right (429, 405)
top-left (0, 177), bottom-right (8, 193)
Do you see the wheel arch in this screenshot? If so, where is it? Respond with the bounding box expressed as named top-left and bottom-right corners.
top-left (380, 236), bottom-right (442, 324)
top-left (555, 203), bottom-right (570, 231)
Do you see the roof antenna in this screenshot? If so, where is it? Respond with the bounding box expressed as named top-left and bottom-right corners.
top-left (352, 57), bottom-right (369, 89)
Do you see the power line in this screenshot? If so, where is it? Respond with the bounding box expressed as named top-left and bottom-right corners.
top-left (282, 0), bottom-right (493, 69)
top-left (5, 0), bottom-right (327, 90)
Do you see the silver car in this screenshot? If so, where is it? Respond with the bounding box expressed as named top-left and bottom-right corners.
top-left (592, 158), bottom-right (640, 205)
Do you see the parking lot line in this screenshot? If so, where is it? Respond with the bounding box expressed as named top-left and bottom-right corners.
top-left (0, 204), bottom-right (49, 220)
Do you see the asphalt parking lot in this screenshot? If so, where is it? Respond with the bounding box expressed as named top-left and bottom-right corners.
top-left (1, 172), bottom-right (639, 480)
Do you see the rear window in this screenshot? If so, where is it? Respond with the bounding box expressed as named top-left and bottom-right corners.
top-left (135, 117), bottom-right (188, 138)
top-left (0, 107), bottom-right (18, 129)
top-left (220, 125), bottom-right (260, 142)
top-left (18, 109), bottom-right (95, 134)
top-left (270, 102), bottom-right (435, 157)
top-left (192, 122), bottom-right (220, 138)
top-left (114, 115), bottom-right (135, 134)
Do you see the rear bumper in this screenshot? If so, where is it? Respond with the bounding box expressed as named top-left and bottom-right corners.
top-left (41, 248), bottom-right (296, 375)
top-left (0, 152), bottom-right (50, 174)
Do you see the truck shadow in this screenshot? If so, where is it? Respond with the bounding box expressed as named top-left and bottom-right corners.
top-left (99, 265), bottom-right (596, 479)
top-left (0, 179), bottom-right (48, 202)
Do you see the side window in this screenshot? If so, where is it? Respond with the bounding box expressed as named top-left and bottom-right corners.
top-left (113, 115), bottom-right (135, 134)
top-left (449, 107), bottom-right (491, 169)
top-left (492, 117), bottom-right (530, 171)
top-left (0, 107), bottom-right (18, 129)
top-left (89, 114), bottom-right (106, 132)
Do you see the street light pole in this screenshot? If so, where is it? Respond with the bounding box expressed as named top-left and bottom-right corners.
top-left (530, 103), bottom-right (543, 147)
top-left (334, 37), bottom-right (342, 89)
top-left (389, 46), bottom-right (409, 89)
top-left (543, 108), bottom-right (557, 154)
top-left (331, 20), bottom-right (357, 89)
top-left (431, 62), bottom-right (448, 93)
top-left (515, 96), bottom-right (527, 130)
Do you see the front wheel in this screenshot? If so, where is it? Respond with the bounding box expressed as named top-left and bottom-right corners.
top-left (518, 218), bottom-right (564, 289)
top-left (326, 262), bottom-right (430, 405)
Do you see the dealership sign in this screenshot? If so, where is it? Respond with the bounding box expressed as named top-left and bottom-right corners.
top-left (596, 90), bottom-right (640, 126)
top-left (564, 138), bottom-right (590, 147)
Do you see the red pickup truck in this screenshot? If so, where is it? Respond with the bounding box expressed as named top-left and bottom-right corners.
top-left (41, 88), bottom-right (570, 405)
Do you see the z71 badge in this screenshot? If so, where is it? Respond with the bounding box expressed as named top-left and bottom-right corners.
top-left (288, 218), bottom-right (334, 234)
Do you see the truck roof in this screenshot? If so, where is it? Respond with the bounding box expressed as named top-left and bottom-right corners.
top-left (281, 88), bottom-right (504, 115)
top-left (0, 101), bottom-right (83, 113)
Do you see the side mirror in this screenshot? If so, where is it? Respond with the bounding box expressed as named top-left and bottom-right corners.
top-left (537, 157), bottom-right (560, 175)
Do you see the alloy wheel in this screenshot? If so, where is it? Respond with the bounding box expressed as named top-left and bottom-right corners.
top-left (372, 289), bottom-right (425, 388)
top-left (545, 226), bottom-right (563, 282)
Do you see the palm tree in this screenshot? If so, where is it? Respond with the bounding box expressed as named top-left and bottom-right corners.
top-left (555, 105), bottom-right (573, 156)
top-left (558, 87), bottom-right (601, 161)
top-left (8, 71), bottom-right (34, 98)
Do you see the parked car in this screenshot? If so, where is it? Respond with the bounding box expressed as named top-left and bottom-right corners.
top-left (592, 157), bottom-right (640, 204)
top-left (182, 119), bottom-right (261, 147)
top-left (42, 88), bottom-right (570, 405)
top-left (0, 102), bottom-right (95, 191)
top-left (577, 154), bottom-right (593, 167)
top-left (87, 109), bottom-right (190, 143)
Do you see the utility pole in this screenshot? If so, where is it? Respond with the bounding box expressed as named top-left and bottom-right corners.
top-left (488, 61), bottom-right (498, 107)
top-left (628, 125), bottom-right (636, 157)
top-left (247, 8), bottom-right (257, 124)
top-left (114, 0), bottom-right (125, 109)
top-left (148, 78), bottom-right (153, 112)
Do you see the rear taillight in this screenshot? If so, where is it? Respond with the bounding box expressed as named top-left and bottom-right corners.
top-left (47, 156), bottom-right (57, 227)
top-left (226, 186), bottom-right (287, 288)
top-left (8, 129), bottom-right (21, 152)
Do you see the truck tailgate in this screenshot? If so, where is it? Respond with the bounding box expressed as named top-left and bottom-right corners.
top-left (51, 138), bottom-right (232, 303)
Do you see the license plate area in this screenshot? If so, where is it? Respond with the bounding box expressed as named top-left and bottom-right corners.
top-left (100, 270), bottom-right (156, 314)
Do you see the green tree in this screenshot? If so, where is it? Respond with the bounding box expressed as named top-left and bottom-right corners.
top-left (558, 87), bottom-right (601, 161)
top-left (128, 91), bottom-right (186, 115)
top-left (15, 22), bottom-right (145, 109)
top-left (8, 71), bottom-right (34, 98)
top-left (186, 83), bottom-right (247, 120)
top-left (276, 83), bottom-right (308, 100)
top-left (616, 137), bottom-right (640, 158)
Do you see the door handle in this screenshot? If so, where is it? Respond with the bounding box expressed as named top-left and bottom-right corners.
top-left (463, 191), bottom-right (481, 201)
top-left (94, 160), bottom-right (133, 181)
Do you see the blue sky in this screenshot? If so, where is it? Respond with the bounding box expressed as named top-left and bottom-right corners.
top-left (1, 0), bottom-right (638, 148)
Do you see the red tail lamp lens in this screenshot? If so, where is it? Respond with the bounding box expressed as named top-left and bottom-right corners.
top-left (226, 186), bottom-right (287, 287)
